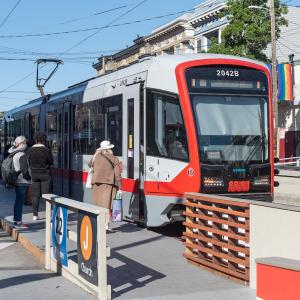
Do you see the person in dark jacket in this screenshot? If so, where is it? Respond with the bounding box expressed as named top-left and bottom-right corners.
top-left (28, 131), bottom-right (53, 221)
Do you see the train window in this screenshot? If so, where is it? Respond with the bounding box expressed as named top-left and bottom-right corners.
top-left (103, 95), bottom-right (122, 156)
top-left (9, 119), bottom-right (22, 139)
top-left (73, 95), bottom-right (122, 155)
top-left (146, 91), bottom-right (189, 161)
top-left (47, 111), bottom-right (57, 132)
top-left (31, 115), bottom-right (39, 137)
top-left (73, 99), bottom-right (105, 155)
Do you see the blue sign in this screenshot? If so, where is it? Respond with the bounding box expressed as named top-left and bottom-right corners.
top-left (51, 205), bottom-right (68, 267)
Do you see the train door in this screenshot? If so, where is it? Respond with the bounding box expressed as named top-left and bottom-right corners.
top-left (122, 83), bottom-right (145, 223)
top-left (58, 102), bottom-right (71, 197)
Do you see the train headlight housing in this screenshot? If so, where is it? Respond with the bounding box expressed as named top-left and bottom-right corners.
top-left (253, 176), bottom-right (270, 186)
top-left (203, 177), bottom-right (224, 187)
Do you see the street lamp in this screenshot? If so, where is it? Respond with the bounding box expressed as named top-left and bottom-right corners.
top-left (249, 0), bottom-right (278, 157)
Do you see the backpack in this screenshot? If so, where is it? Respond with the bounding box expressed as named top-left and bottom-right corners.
top-left (1, 153), bottom-right (18, 186)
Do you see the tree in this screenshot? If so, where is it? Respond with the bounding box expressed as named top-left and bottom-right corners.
top-left (208, 0), bottom-right (288, 62)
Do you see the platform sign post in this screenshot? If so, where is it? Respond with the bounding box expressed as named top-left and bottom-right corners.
top-left (51, 204), bottom-right (68, 266)
top-left (77, 211), bottom-right (98, 285)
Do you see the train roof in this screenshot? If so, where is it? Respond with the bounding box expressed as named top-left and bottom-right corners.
top-left (4, 81), bottom-right (87, 118)
top-left (85, 53), bottom-right (269, 95)
top-left (4, 54), bottom-right (269, 117)
top-left (48, 81), bottom-right (87, 103)
top-left (4, 96), bottom-right (44, 120)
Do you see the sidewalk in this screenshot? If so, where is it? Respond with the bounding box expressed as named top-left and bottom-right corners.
top-left (0, 229), bottom-right (94, 300)
top-left (0, 183), bottom-right (256, 300)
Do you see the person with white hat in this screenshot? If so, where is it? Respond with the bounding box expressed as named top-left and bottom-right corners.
top-left (88, 140), bottom-right (122, 219)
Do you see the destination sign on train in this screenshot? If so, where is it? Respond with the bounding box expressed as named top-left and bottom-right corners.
top-left (191, 79), bottom-right (266, 91)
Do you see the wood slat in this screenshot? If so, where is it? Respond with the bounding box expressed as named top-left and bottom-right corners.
top-left (185, 242), bottom-right (248, 266)
top-left (183, 211), bottom-right (249, 230)
top-left (184, 253), bottom-right (248, 281)
top-left (185, 193), bottom-right (250, 208)
top-left (183, 222), bottom-right (248, 242)
top-left (183, 193), bottom-right (250, 283)
top-left (183, 232), bottom-right (249, 255)
top-left (184, 201), bottom-right (249, 218)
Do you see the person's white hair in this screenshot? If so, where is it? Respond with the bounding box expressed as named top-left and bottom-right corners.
top-left (100, 149), bottom-right (113, 155)
top-left (14, 136), bottom-right (27, 146)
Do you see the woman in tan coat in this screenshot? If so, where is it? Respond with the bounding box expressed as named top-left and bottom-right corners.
top-left (89, 140), bottom-right (122, 210)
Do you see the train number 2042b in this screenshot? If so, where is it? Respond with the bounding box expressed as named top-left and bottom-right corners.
top-left (216, 70), bottom-right (239, 77)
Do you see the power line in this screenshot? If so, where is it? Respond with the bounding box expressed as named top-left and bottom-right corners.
top-left (0, 8), bottom-right (193, 39)
top-left (0, 44), bottom-right (121, 56)
top-left (0, 96), bottom-right (32, 101)
top-left (0, 0), bottom-right (22, 31)
top-left (0, 56), bottom-right (94, 65)
top-left (0, 90), bottom-right (42, 93)
top-left (277, 40), bottom-right (300, 54)
top-left (0, 0), bottom-right (148, 96)
top-left (59, 5), bottom-right (129, 25)
top-left (279, 36), bottom-right (300, 52)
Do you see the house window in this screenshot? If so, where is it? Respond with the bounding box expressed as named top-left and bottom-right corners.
top-left (197, 39), bottom-right (202, 53)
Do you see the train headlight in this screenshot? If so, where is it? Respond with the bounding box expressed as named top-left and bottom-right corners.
top-left (253, 176), bottom-right (270, 186)
top-left (203, 177), bottom-right (224, 187)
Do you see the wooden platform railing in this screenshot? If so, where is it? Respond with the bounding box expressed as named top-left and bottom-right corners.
top-left (183, 193), bottom-right (250, 283)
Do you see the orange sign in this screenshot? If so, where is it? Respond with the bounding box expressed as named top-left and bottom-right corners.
top-left (78, 212), bottom-right (98, 285)
top-left (80, 216), bottom-right (93, 261)
top-left (228, 180), bottom-right (250, 193)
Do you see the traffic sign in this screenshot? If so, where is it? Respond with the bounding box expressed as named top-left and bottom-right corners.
top-left (51, 205), bottom-right (68, 266)
top-left (77, 211), bottom-right (98, 285)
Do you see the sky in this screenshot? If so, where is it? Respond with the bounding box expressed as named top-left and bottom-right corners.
top-left (0, 0), bottom-right (299, 111)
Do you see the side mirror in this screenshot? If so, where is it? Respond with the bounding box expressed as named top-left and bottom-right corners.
top-left (274, 157), bottom-right (279, 163)
top-left (274, 181), bottom-right (280, 187)
top-left (274, 169), bottom-right (280, 175)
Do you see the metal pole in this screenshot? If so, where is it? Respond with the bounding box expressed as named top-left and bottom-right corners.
top-left (45, 200), bottom-right (51, 270)
top-left (269, 0), bottom-right (278, 157)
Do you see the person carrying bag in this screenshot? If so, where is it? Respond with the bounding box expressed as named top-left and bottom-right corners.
top-left (88, 141), bottom-right (122, 229)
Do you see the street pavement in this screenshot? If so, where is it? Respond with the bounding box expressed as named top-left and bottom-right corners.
top-left (0, 183), bottom-right (256, 300)
top-left (274, 169), bottom-right (300, 205)
top-left (1, 171), bottom-right (299, 300)
top-left (0, 229), bottom-right (94, 300)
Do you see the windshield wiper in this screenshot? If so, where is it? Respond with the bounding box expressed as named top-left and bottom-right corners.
top-left (245, 107), bottom-right (266, 164)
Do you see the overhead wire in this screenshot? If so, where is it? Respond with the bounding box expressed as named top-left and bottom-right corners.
top-left (0, 8), bottom-right (194, 39)
top-left (0, 44), bottom-right (122, 57)
top-left (59, 5), bottom-right (129, 25)
top-left (0, 0), bottom-right (22, 31)
top-left (277, 40), bottom-right (300, 54)
top-left (0, 90), bottom-right (44, 94)
top-left (0, 0), bottom-right (149, 96)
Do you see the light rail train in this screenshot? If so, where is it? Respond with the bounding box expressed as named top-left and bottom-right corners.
top-left (0, 54), bottom-right (274, 226)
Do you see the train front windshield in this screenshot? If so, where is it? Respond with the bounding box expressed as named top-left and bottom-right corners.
top-left (192, 95), bottom-right (269, 164)
top-left (186, 65), bottom-right (271, 195)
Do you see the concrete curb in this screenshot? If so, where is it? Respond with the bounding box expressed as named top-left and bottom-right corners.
top-left (0, 218), bottom-right (45, 266)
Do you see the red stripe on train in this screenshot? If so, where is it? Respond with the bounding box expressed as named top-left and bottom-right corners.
top-left (50, 167), bottom-right (185, 197)
top-left (51, 168), bottom-right (140, 193)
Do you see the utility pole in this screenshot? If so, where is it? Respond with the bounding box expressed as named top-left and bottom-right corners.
top-left (269, 0), bottom-right (278, 157)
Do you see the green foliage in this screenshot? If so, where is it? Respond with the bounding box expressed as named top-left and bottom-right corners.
top-left (208, 0), bottom-right (288, 62)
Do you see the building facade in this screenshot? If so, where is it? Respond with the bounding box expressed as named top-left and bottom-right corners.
top-left (93, 0), bottom-right (226, 75)
top-left (93, 1), bottom-right (300, 160)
